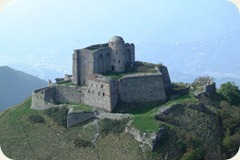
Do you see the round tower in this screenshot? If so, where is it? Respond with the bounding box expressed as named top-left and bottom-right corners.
top-left (109, 36), bottom-right (126, 72)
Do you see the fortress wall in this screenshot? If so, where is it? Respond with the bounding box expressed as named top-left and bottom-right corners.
top-left (83, 79), bottom-right (113, 112)
top-left (73, 49), bottom-right (94, 85)
top-left (31, 87), bottom-right (55, 110)
top-left (124, 43), bottom-right (135, 66)
top-left (93, 48), bottom-right (112, 73)
top-left (72, 51), bottom-right (80, 85)
top-left (119, 74), bottom-right (167, 103)
top-left (109, 80), bottom-right (118, 111)
top-left (159, 66), bottom-right (172, 92)
top-left (67, 110), bottom-right (96, 128)
top-left (79, 50), bottom-right (94, 85)
top-left (54, 86), bottom-right (83, 104)
top-left (203, 82), bottom-right (216, 96)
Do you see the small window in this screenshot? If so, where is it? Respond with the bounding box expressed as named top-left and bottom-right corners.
top-left (118, 60), bottom-right (120, 63)
top-left (98, 92), bottom-right (100, 96)
top-left (103, 93), bottom-right (105, 97)
top-left (88, 89), bottom-right (90, 93)
top-left (101, 85), bottom-right (103, 88)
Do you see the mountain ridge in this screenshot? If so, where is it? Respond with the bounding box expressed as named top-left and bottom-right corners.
top-left (0, 66), bottom-right (47, 111)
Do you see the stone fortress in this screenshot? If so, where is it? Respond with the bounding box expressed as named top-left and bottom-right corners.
top-left (31, 36), bottom-right (172, 112)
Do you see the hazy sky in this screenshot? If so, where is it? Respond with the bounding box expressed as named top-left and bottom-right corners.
top-left (0, 0), bottom-right (240, 80)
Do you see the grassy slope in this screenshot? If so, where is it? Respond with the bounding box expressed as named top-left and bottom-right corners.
top-left (0, 98), bottom-right (144, 160)
top-left (1, 89), bottom-right (240, 159)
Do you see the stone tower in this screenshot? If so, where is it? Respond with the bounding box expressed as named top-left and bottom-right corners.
top-left (109, 36), bottom-right (126, 72)
top-left (72, 36), bottom-right (135, 85)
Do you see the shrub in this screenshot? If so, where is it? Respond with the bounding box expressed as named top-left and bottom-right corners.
top-left (180, 149), bottom-right (202, 160)
top-left (28, 115), bottom-right (45, 124)
top-left (73, 138), bottom-right (94, 148)
top-left (44, 107), bottom-right (68, 127)
top-left (100, 119), bottom-right (127, 135)
top-left (176, 138), bottom-right (187, 152)
top-left (220, 101), bottom-right (231, 108)
top-left (223, 129), bottom-right (240, 158)
top-left (219, 82), bottom-right (240, 106)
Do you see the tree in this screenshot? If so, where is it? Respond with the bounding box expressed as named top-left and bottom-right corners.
top-left (219, 82), bottom-right (240, 106)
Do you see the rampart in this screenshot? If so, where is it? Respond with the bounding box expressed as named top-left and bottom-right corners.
top-left (119, 73), bottom-right (166, 103)
top-left (31, 85), bottom-right (84, 110)
top-left (32, 72), bottom-right (167, 112)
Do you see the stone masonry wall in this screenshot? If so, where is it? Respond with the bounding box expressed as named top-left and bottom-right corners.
top-left (159, 66), bottom-right (172, 92)
top-left (31, 85), bottom-right (84, 110)
top-left (93, 48), bottom-right (112, 73)
top-left (83, 79), bottom-right (114, 112)
top-left (67, 109), bottom-right (96, 128)
top-left (31, 87), bottom-right (55, 110)
top-left (119, 73), bottom-right (166, 103)
top-left (54, 86), bottom-right (83, 104)
top-left (203, 82), bottom-right (216, 96)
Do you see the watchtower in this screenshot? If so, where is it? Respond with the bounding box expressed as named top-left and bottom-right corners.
top-left (109, 36), bottom-right (126, 72)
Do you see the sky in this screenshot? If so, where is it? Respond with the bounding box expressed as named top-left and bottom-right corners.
top-left (0, 0), bottom-right (240, 84)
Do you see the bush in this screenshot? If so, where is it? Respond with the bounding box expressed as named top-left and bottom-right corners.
top-left (180, 149), bottom-right (202, 160)
top-left (28, 115), bottom-right (45, 124)
top-left (219, 82), bottom-right (240, 106)
top-left (73, 138), bottom-right (94, 148)
top-left (176, 139), bottom-right (187, 152)
top-left (100, 119), bottom-right (127, 135)
top-left (44, 107), bottom-right (68, 127)
top-left (223, 129), bottom-right (240, 158)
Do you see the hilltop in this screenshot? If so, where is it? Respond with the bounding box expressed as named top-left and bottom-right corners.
top-left (0, 66), bottom-right (47, 111)
top-left (0, 81), bottom-right (240, 160)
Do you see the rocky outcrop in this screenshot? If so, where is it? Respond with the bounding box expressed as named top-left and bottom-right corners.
top-left (125, 125), bottom-right (157, 151)
top-left (152, 126), bottom-right (169, 151)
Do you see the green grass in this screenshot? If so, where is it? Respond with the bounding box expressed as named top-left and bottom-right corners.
top-left (166, 93), bottom-right (198, 106)
top-left (103, 61), bottom-right (158, 79)
top-left (70, 103), bottom-right (93, 112)
top-left (128, 92), bottom-right (198, 133)
top-left (0, 98), bottom-right (145, 160)
top-left (133, 114), bottom-right (160, 132)
top-left (99, 119), bottom-right (129, 135)
top-left (116, 102), bottom-right (162, 133)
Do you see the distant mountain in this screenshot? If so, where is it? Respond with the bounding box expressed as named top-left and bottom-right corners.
top-left (136, 29), bottom-right (240, 87)
top-left (0, 66), bottom-right (47, 111)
